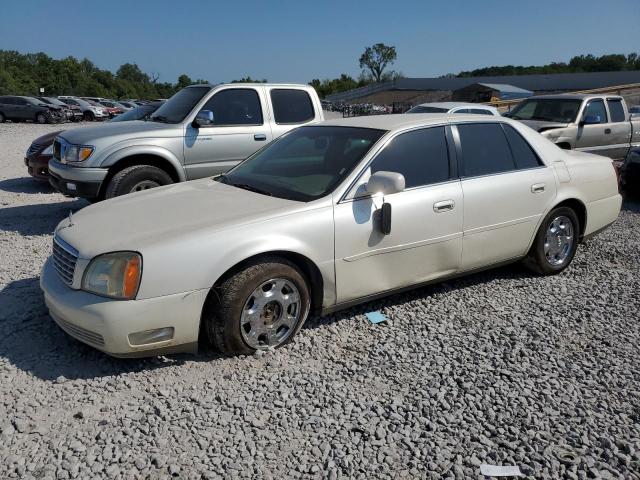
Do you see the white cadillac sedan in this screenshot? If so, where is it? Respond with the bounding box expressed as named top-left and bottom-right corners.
top-left (41, 114), bottom-right (622, 357)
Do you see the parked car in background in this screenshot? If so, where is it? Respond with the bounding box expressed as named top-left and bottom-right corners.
top-left (621, 146), bottom-right (640, 193)
top-left (41, 114), bottom-right (621, 357)
top-left (629, 105), bottom-right (640, 118)
top-left (37, 96), bottom-right (83, 122)
top-left (48, 83), bottom-right (323, 200)
top-left (23, 102), bottom-right (165, 183)
top-left (118, 101), bottom-right (138, 109)
top-left (0, 95), bottom-right (65, 124)
top-left (82, 97), bottom-right (125, 117)
top-left (102, 100), bottom-right (132, 111)
top-left (406, 102), bottom-right (499, 116)
top-left (507, 94), bottom-right (640, 161)
top-left (58, 96), bottom-right (109, 121)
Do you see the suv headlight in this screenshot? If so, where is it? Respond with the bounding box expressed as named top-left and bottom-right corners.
top-left (64, 145), bottom-right (94, 163)
top-left (82, 252), bottom-right (142, 300)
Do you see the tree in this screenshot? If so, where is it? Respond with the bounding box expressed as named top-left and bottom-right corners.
top-left (230, 76), bottom-right (267, 83)
top-left (359, 43), bottom-right (397, 83)
top-left (176, 74), bottom-right (193, 89)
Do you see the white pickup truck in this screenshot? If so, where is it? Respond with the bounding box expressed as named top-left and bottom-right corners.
top-left (507, 93), bottom-right (640, 161)
top-left (48, 84), bottom-right (324, 200)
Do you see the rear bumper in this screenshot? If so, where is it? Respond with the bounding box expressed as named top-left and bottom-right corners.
top-left (40, 258), bottom-right (207, 358)
top-left (48, 159), bottom-right (108, 198)
top-left (584, 194), bottom-right (623, 238)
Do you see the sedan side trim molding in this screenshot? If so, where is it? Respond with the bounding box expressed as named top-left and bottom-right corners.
top-left (343, 231), bottom-right (462, 262)
top-left (463, 214), bottom-right (540, 236)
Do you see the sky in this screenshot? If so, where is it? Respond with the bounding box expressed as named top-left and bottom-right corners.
top-left (1, 0), bottom-right (638, 84)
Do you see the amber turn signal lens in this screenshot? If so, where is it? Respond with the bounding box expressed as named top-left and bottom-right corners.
top-left (79, 147), bottom-right (94, 161)
top-left (123, 255), bottom-right (141, 299)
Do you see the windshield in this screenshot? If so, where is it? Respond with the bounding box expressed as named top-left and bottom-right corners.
top-left (406, 106), bottom-right (449, 113)
top-left (149, 86), bottom-right (210, 124)
top-left (217, 126), bottom-right (385, 202)
top-left (110, 105), bottom-right (157, 122)
top-left (509, 99), bottom-right (581, 123)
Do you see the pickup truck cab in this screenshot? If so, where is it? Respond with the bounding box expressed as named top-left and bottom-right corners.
top-left (48, 83), bottom-right (323, 200)
top-left (507, 94), bottom-right (640, 161)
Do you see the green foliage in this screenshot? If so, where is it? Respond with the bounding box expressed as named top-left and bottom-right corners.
top-left (309, 74), bottom-right (369, 99)
top-left (457, 53), bottom-right (640, 77)
top-left (0, 50), bottom-right (209, 99)
top-left (230, 76), bottom-right (268, 83)
top-left (359, 43), bottom-right (397, 83)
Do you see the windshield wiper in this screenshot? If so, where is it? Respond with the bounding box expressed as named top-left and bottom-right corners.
top-left (228, 182), bottom-right (273, 197)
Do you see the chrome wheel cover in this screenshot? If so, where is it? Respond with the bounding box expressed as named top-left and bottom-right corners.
top-left (544, 215), bottom-right (574, 266)
top-left (240, 278), bottom-right (301, 349)
top-left (130, 180), bottom-right (160, 192)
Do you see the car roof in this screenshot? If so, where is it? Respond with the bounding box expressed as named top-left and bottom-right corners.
top-left (318, 113), bottom-right (507, 131)
top-left (528, 93), bottom-right (623, 101)
top-left (415, 101), bottom-right (495, 109)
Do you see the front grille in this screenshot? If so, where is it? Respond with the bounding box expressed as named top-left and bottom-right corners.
top-left (56, 317), bottom-right (105, 347)
top-left (53, 140), bottom-right (61, 160)
top-left (52, 237), bottom-right (78, 286)
top-left (27, 143), bottom-right (44, 156)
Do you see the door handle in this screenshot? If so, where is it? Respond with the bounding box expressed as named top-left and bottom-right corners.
top-left (433, 200), bottom-right (455, 212)
top-left (531, 183), bottom-right (546, 193)
top-left (254, 133), bottom-right (267, 141)
top-left (604, 128), bottom-right (611, 134)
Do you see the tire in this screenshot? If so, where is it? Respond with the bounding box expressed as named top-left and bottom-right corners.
top-left (104, 165), bottom-right (173, 199)
top-left (36, 112), bottom-right (47, 124)
top-left (0, 112), bottom-right (5, 123)
top-left (83, 111), bottom-right (95, 121)
top-left (524, 206), bottom-right (580, 275)
top-left (203, 256), bottom-right (311, 355)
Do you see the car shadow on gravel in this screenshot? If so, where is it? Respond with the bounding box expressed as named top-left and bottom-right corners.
top-left (0, 277), bottom-right (199, 381)
top-left (0, 176), bottom-right (53, 194)
top-left (305, 262), bottom-right (533, 330)
top-left (0, 199), bottom-right (88, 236)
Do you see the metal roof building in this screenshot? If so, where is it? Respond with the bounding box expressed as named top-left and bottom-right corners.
top-left (326, 70), bottom-right (640, 103)
top-left (452, 83), bottom-right (533, 102)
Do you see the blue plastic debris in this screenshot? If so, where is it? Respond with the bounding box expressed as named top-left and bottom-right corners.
top-left (365, 311), bottom-right (387, 324)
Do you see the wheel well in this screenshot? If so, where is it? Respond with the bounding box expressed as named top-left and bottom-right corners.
top-left (101, 154), bottom-right (181, 197)
top-left (555, 198), bottom-right (587, 237)
top-left (210, 251), bottom-right (325, 315)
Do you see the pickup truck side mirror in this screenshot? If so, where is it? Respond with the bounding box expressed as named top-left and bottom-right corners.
top-left (581, 114), bottom-right (601, 125)
top-left (193, 110), bottom-right (214, 128)
top-left (365, 171), bottom-right (405, 235)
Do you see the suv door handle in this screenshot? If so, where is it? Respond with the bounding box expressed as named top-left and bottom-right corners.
top-left (531, 183), bottom-right (546, 193)
top-left (433, 200), bottom-right (455, 212)
top-left (254, 133), bottom-right (267, 141)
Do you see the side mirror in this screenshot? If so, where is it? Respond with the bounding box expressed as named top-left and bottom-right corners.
top-left (193, 110), bottom-right (214, 128)
top-left (365, 171), bottom-right (405, 196)
top-left (581, 114), bottom-right (601, 125)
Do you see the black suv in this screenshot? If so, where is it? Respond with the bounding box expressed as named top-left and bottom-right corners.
top-left (0, 95), bottom-right (64, 124)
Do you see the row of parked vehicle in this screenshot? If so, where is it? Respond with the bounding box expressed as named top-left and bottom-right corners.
top-left (35, 82), bottom-right (625, 359)
top-left (0, 95), bottom-right (163, 124)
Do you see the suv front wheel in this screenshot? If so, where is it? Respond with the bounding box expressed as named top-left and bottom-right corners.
top-left (104, 165), bottom-right (174, 199)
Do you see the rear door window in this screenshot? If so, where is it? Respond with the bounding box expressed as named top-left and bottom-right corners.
top-left (606, 99), bottom-right (626, 123)
top-left (502, 124), bottom-right (543, 170)
top-left (457, 123), bottom-right (516, 177)
top-left (369, 126), bottom-right (450, 188)
top-left (469, 108), bottom-right (493, 115)
top-left (270, 89), bottom-right (315, 124)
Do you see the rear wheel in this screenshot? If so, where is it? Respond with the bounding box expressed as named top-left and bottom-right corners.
top-left (104, 164), bottom-right (173, 199)
top-left (524, 206), bottom-right (579, 275)
top-left (0, 112), bottom-right (5, 123)
top-left (36, 112), bottom-right (47, 124)
top-left (203, 257), bottom-right (311, 355)
top-left (83, 111), bottom-right (95, 121)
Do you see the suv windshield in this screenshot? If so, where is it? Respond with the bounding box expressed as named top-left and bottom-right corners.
top-left (407, 106), bottom-right (448, 113)
top-left (149, 86), bottom-right (211, 124)
top-left (509, 99), bottom-right (582, 123)
top-left (217, 126), bottom-right (385, 202)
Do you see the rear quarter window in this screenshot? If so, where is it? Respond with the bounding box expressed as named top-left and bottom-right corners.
top-left (607, 99), bottom-right (626, 123)
top-left (502, 124), bottom-right (543, 169)
top-left (270, 89), bottom-right (315, 124)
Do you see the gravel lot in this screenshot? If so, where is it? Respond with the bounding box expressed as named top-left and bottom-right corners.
top-left (1, 123), bottom-right (639, 479)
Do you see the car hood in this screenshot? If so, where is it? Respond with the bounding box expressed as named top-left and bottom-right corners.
top-left (55, 178), bottom-right (302, 259)
top-left (58, 120), bottom-right (180, 145)
top-left (518, 120), bottom-right (570, 132)
top-left (33, 130), bottom-right (64, 145)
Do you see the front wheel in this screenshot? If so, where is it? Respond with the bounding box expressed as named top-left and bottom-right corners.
top-left (36, 112), bottom-right (47, 124)
top-left (203, 257), bottom-right (311, 355)
top-left (104, 165), bottom-right (173, 199)
top-left (524, 206), bottom-right (579, 275)
top-left (83, 111), bottom-right (95, 121)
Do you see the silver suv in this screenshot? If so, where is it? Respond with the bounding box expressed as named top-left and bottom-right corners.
top-left (49, 84), bottom-right (323, 200)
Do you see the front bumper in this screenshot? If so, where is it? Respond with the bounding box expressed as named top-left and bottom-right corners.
top-left (48, 159), bottom-right (108, 198)
top-left (40, 258), bottom-right (208, 357)
top-left (25, 154), bottom-right (52, 181)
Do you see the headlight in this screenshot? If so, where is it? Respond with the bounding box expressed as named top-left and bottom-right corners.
top-left (82, 252), bottom-right (142, 300)
top-left (42, 144), bottom-right (53, 155)
top-left (64, 145), bottom-right (94, 163)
